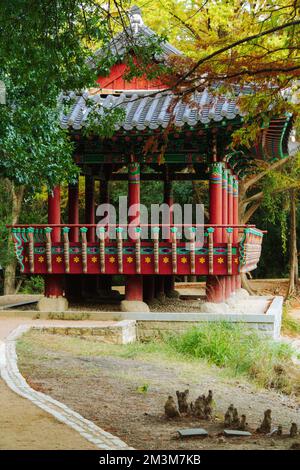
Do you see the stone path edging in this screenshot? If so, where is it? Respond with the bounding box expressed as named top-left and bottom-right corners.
top-left (0, 324), bottom-right (134, 450)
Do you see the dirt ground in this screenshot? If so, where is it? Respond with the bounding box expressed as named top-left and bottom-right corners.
top-left (1, 279), bottom-right (290, 315)
top-left (0, 379), bottom-right (97, 450)
top-left (17, 331), bottom-right (300, 451)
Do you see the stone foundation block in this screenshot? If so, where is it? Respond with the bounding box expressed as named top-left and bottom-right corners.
top-left (37, 296), bottom-right (68, 312)
top-left (121, 300), bottom-right (150, 313)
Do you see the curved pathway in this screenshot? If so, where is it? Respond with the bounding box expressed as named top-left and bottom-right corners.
top-left (0, 317), bottom-right (131, 450)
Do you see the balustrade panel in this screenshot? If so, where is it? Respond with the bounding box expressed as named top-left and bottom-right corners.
top-left (11, 225), bottom-right (263, 276)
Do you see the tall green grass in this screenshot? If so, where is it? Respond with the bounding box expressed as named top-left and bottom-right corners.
top-left (281, 306), bottom-right (300, 336)
top-left (18, 322), bottom-right (298, 394)
top-left (166, 322), bottom-right (294, 390)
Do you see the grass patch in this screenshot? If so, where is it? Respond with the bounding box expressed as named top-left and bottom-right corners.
top-left (281, 306), bottom-right (300, 336)
top-left (166, 322), bottom-right (295, 391)
top-left (17, 323), bottom-right (299, 394)
top-left (17, 329), bottom-right (169, 361)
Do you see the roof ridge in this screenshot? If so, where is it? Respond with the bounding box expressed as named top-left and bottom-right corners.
top-left (91, 6), bottom-right (182, 64)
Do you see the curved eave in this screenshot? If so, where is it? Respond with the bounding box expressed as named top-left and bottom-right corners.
top-left (251, 115), bottom-right (293, 161)
top-left (60, 91), bottom-right (244, 132)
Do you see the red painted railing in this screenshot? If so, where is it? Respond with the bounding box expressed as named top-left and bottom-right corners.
top-left (9, 224), bottom-right (264, 276)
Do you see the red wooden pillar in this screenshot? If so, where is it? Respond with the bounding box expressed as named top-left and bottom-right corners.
top-left (222, 168), bottom-right (228, 242)
top-left (233, 177), bottom-right (239, 242)
top-left (83, 175), bottom-right (97, 297)
top-left (233, 176), bottom-right (241, 290)
top-left (68, 182), bottom-right (79, 242)
top-left (223, 168), bottom-right (231, 300)
top-left (125, 162), bottom-right (143, 302)
top-left (98, 178), bottom-right (113, 295)
top-left (164, 178), bottom-right (175, 297)
top-left (45, 186), bottom-right (64, 298)
top-left (218, 163), bottom-right (227, 300)
top-left (49, 186), bottom-right (61, 242)
top-left (66, 181), bottom-right (82, 301)
top-left (210, 163), bottom-right (223, 244)
top-left (206, 162), bottom-right (224, 302)
top-left (228, 172), bottom-right (235, 294)
top-left (85, 175), bottom-right (95, 242)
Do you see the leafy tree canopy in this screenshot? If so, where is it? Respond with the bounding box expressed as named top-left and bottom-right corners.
top-left (0, 1), bottom-right (163, 188)
top-left (0, 1), bottom-right (299, 189)
top-left (136, 0), bottom-right (300, 146)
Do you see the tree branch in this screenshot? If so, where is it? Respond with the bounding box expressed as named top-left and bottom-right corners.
top-left (243, 201), bottom-right (261, 223)
top-left (243, 156), bottom-right (291, 192)
top-left (243, 183), bottom-right (300, 206)
top-left (243, 191), bottom-right (264, 206)
top-left (173, 19), bottom-right (300, 88)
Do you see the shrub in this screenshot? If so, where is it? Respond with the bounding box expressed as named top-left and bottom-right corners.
top-left (281, 306), bottom-right (300, 336)
top-left (166, 322), bottom-right (294, 391)
top-left (19, 275), bottom-right (44, 294)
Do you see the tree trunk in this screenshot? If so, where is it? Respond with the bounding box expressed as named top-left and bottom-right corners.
top-left (241, 273), bottom-right (256, 295)
top-left (3, 182), bottom-right (25, 295)
top-left (238, 180), bottom-right (258, 295)
top-left (286, 189), bottom-right (298, 298)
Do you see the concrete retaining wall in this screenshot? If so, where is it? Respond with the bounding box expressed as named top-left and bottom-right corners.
top-left (134, 296), bottom-right (283, 340)
top-left (0, 296), bottom-right (283, 341)
top-left (40, 320), bottom-right (136, 344)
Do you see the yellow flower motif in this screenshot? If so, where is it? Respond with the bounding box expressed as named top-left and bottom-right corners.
top-left (38, 256), bottom-right (44, 263)
top-left (56, 256), bottom-right (62, 263)
top-left (145, 256), bottom-right (151, 264)
top-left (217, 257), bottom-right (224, 264)
top-left (109, 256), bottom-right (115, 264)
top-left (73, 256), bottom-right (80, 263)
top-left (199, 257), bottom-right (206, 264)
top-left (91, 256), bottom-right (98, 263)
top-left (25, 256), bottom-right (28, 262)
top-left (127, 256), bottom-right (133, 263)
top-left (163, 256), bottom-right (169, 264)
top-left (181, 257), bottom-right (187, 264)
top-left (234, 258), bottom-right (239, 264)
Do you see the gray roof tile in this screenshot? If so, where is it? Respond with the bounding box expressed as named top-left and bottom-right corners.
top-left (60, 91), bottom-right (243, 132)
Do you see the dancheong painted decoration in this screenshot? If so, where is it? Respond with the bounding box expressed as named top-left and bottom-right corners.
top-left (10, 6), bottom-right (291, 305)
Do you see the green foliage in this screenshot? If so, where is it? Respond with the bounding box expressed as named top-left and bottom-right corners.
top-left (0, 1), bottom-right (100, 187)
top-left (136, 383), bottom-right (150, 393)
top-left (124, 34), bottom-right (169, 81)
top-left (0, 180), bottom-right (15, 267)
top-left (0, 1), bottom-right (164, 188)
top-left (166, 322), bottom-right (294, 391)
top-left (261, 181), bottom-right (288, 253)
top-left (0, 180), bottom-right (48, 270)
top-left (0, 103), bottom-right (79, 188)
top-left (83, 106), bottom-right (126, 138)
top-left (18, 325), bottom-right (298, 395)
top-left (281, 306), bottom-right (300, 337)
top-left (258, 152), bottom-right (300, 256)
top-left (19, 276), bottom-right (44, 294)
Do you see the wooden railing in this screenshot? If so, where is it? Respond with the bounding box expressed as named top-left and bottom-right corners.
top-left (239, 228), bottom-right (264, 273)
top-left (9, 224), bottom-right (264, 276)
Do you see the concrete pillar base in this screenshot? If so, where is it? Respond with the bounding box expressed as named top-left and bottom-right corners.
top-left (38, 296), bottom-right (68, 312)
top-left (121, 300), bottom-right (150, 313)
